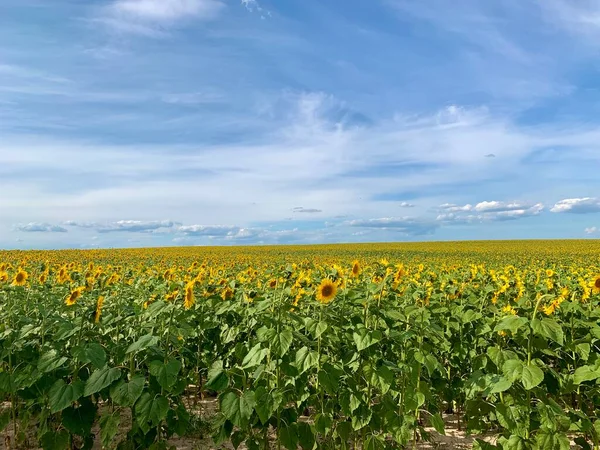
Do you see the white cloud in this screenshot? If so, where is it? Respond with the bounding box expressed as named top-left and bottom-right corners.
top-left (178, 224), bottom-right (239, 237)
top-left (14, 222), bottom-right (68, 233)
top-left (551, 198), bottom-right (600, 214)
top-left (585, 226), bottom-right (598, 235)
top-left (99, 0), bottom-right (224, 35)
top-left (64, 219), bottom-right (178, 233)
top-left (398, 202), bottom-right (415, 208)
top-left (346, 217), bottom-right (439, 236)
top-left (437, 202), bottom-right (544, 223)
top-left (293, 207), bottom-right (322, 214)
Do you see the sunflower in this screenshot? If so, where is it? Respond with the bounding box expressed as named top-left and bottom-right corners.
top-left (221, 286), bottom-right (234, 301)
top-left (65, 287), bottom-right (84, 306)
top-left (592, 275), bottom-right (600, 295)
top-left (95, 296), bottom-right (104, 323)
top-left (12, 268), bottom-right (28, 286)
top-left (316, 278), bottom-right (337, 305)
top-left (0, 271), bottom-right (8, 283)
top-left (39, 273), bottom-right (47, 284)
top-left (184, 283), bottom-right (195, 310)
top-left (351, 260), bottom-right (361, 277)
top-left (268, 278), bottom-right (277, 288)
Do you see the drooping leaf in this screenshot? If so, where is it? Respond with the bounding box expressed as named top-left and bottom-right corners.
top-left (149, 358), bottom-right (182, 390)
top-left (49, 379), bottom-right (84, 413)
top-left (84, 366), bottom-right (122, 396)
top-left (126, 334), bottom-right (158, 354)
top-left (110, 374), bottom-right (145, 406)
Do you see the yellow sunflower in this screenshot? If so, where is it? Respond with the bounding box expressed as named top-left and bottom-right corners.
top-left (65, 287), bottom-right (84, 306)
top-left (12, 268), bottom-right (28, 286)
top-left (0, 271), bottom-right (8, 283)
top-left (95, 296), bottom-right (104, 323)
top-left (351, 260), bottom-right (361, 277)
top-left (184, 283), bottom-right (195, 310)
top-left (316, 278), bottom-right (337, 305)
top-left (592, 275), bottom-right (600, 295)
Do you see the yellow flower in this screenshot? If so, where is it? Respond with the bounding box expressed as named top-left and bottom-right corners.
top-left (592, 275), bottom-right (600, 295)
top-left (0, 271), bottom-right (8, 283)
top-left (65, 287), bottom-right (84, 306)
top-left (351, 260), bottom-right (361, 277)
top-left (221, 286), bottom-right (234, 301)
top-left (316, 278), bottom-right (337, 305)
top-left (95, 296), bottom-right (104, 323)
top-left (502, 304), bottom-right (517, 315)
top-left (184, 283), bottom-right (195, 310)
top-left (12, 268), bottom-right (28, 286)
top-left (546, 269), bottom-right (555, 278)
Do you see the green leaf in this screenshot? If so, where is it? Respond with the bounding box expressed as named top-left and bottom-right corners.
top-left (110, 374), bottom-right (145, 406)
top-left (126, 334), bottom-right (158, 354)
top-left (295, 346), bottom-right (319, 374)
top-left (40, 430), bottom-right (70, 450)
top-left (495, 404), bottom-right (518, 430)
top-left (503, 435), bottom-right (528, 450)
top-left (535, 431), bottom-right (570, 450)
top-left (62, 398), bottom-right (97, 437)
top-left (135, 393), bottom-right (169, 426)
top-left (84, 366), bottom-right (122, 397)
top-left (431, 413), bottom-right (445, 435)
top-left (521, 364), bottom-right (544, 390)
top-left (317, 363), bottom-right (343, 395)
top-left (575, 343), bottom-right (591, 361)
top-left (532, 318), bottom-right (564, 345)
top-left (75, 343), bottom-right (107, 369)
top-left (494, 316), bottom-right (528, 334)
top-left (220, 391), bottom-right (255, 427)
top-left (574, 365), bottom-right (600, 384)
top-left (48, 379), bottom-right (84, 413)
top-left (272, 329), bottom-right (293, 357)
top-left (489, 376), bottom-right (512, 394)
top-left (353, 328), bottom-right (382, 351)
top-left (279, 423), bottom-right (299, 450)
top-left (363, 364), bottom-right (393, 394)
top-left (254, 386), bottom-right (274, 424)
top-left (297, 422), bottom-right (315, 450)
top-left (38, 350), bottom-right (68, 373)
top-left (242, 343), bottom-right (267, 369)
top-left (502, 359), bottom-right (524, 382)
top-left (149, 358), bottom-right (182, 390)
top-left (315, 321), bottom-right (328, 338)
top-left (206, 360), bottom-right (229, 391)
top-left (99, 412), bottom-right (120, 448)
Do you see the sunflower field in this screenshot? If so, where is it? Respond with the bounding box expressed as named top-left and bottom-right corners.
top-left (1, 241), bottom-right (600, 450)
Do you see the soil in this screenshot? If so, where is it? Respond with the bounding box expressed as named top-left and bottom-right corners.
top-left (0, 398), bottom-right (579, 449)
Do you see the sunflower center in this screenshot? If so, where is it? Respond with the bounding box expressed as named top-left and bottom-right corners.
top-left (595, 278), bottom-right (600, 289)
top-left (352, 266), bottom-right (359, 274)
top-left (16, 273), bottom-right (24, 282)
top-left (321, 285), bottom-right (333, 297)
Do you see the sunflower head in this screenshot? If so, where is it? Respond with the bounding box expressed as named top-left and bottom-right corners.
top-left (268, 278), bottom-right (277, 288)
top-left (65, 287), bottom-right (84, 306)
top-left (316, 278), bottom-right (337, 305)
top-left (593, 275), bottom-right (600, 294)
top-left (184, 283), bottom-right (195, 310)
top-left (12, 269), bottom-right (28, 286)
top-left (351, 260), bottom-right (361, 277)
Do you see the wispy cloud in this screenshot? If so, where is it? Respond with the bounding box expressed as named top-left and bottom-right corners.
top-left (15, 222), bottom-right (68, 233)
top-left (97, 0), bottom-right (224, 35)
top-left (437, 201), bottom-right (544, 223)
top-left (293, 207), bottom-right (322, 214)
top-left (398, 202), bottom-right (415, 208)
top-left (346, 217), bottom-right (439, 236)
top-left (63, 220), bottom-right (179, 233)
top-left (585, 226), bottom-right (598, 235)
top-left (551, 198), bottom-right (600, 214)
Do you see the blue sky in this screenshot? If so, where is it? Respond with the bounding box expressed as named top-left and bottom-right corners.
top-left (2, 0), bottom-right (600, 249)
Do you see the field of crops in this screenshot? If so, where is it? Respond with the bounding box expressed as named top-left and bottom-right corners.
top-left (1, 241), bottom-right (600, 450)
